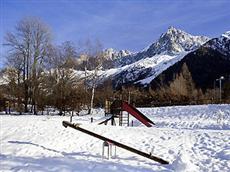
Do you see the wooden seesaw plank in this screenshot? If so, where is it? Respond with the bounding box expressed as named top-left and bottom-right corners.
top-left (62, 121), bottom-right (169, 164)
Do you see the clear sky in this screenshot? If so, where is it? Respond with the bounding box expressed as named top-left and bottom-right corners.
top-left (1, 0), bottom-right (230, 67)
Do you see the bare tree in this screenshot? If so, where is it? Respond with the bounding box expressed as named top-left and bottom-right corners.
top-left (4, 17), bottom-right (52, 114)
top-left (46, 42), bottom-right (83, 115)
top-left (79, 39), bottom-right (105, 114)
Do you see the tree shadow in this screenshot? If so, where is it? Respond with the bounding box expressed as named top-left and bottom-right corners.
top-left (1, 153), bottom-right (172, 172)
top-left (8, 140), bottom-right (100, 159)
top-left (6, 140), bottom-right (172, 172)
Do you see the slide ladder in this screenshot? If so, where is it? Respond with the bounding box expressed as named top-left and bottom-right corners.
top-left (119, 112), bottom-right (129, 126)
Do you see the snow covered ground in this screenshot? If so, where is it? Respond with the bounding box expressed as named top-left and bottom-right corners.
top-left (1, 104), bottom-right (230, 172)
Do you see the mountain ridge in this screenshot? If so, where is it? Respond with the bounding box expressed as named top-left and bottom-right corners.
top-left (150, 32), bottom-right (230, 92)
top-left (98, 26), bottom-right (210, 88)
top-left (112, 26), bottom-right (209, 68)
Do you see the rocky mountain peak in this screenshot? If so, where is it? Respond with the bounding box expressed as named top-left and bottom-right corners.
top-left (148, 26), bottom-right (210, 55)
top-left (222, 31), bottom-right (230, 39)
top-left (165, 26), bottom-right (182, 35)
top-left (204, 30), bottom-right (230, 56)
top-left (104, 48), bottom-right (132, 60)
top-left (114, 27), bottom-right (210, 67)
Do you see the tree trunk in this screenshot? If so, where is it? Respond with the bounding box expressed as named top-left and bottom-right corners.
top-left (33, 103), bottom-right (37, 115)
top-left (24, 82), bottom-right (28, 113)
top-left (89, 85), bottom-right (95, 115)
top-left (17, 70), bottom-right (22, 114)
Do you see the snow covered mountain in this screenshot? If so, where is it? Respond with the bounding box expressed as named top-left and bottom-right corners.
top-left (114, 26), bottom-right (209, 67)
top-left (222, 31), bottom-right (230, 39)
top-left (203, 30), bottom-right (230, 56)
top-left (146, 26), bottom-right (208, 54)
top-left (103, 48), bottom-right (132, 60)
top-left (99, 27), bottom-right (210, 88)
top-left (76, 27), bottom-right (211, 75)
top-left (151, 31), bottom-right (230, 91)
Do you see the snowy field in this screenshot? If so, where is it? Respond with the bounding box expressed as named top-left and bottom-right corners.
top-left (1, 104), bottom-right (230, 172)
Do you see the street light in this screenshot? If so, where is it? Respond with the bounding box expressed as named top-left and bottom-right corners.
top-left (216, 76), bottom-right (224, 103)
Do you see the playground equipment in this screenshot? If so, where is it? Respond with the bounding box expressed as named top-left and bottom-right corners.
top-left (102, 100), bottom-right (155, 127)
top-left (102, 141), bottom-right (116, 159)
top-left (62, 121), bottom-right (169, 164)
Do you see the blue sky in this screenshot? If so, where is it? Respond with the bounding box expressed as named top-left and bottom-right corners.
top-left (1, 0), bottom-right (230, 67)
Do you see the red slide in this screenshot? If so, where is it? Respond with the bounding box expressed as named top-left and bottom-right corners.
top-left (122, 102), bottom-right (155, 127)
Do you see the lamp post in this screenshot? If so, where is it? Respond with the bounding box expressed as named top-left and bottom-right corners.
top-left (216, 76), bottom-right (224, 103)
